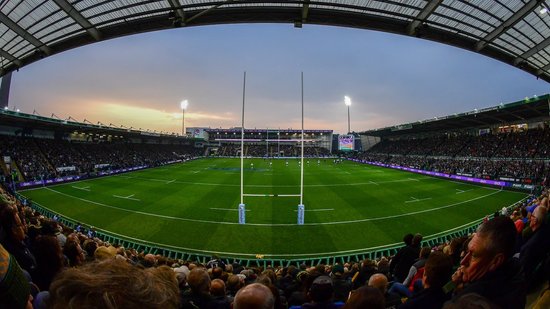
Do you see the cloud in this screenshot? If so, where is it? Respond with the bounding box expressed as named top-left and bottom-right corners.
top-left (8, 24), bottom-right (549, 135)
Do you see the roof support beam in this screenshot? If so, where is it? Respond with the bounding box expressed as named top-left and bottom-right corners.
top-left (0, 49), bottom-right (21, 67)
top-left (537, 63), bottom-right (550, 76)
top-left (166, 0), bottom-right (186, 21)
top-left (0, 12), bottom-right (50, 55)
top-left (295, 0), bottom-right (310, 27)
top-left (302, 0), bottom-right (310, 21)
top-left (52, 0), bottom-right (101, 41)
top-left (476, 0), bottom-right (542, 51)
top-left (515, 36), bottom-right (550, 65)
top-left (185, 0), bottom-right (233, 25)
top-left (407, 0), bottom-right (442, 36)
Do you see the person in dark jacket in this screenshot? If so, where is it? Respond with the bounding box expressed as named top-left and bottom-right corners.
top-left (519, 205), bottom-right (550, 290)
top-left (181, 268), bottom-right (213, 309)
top-left (389, 234), bottom-right (413, 281)
top-left (390, 234), bottom-right (423, 283)
top-left (368, 273), bottom-right (401, 308)
top-left (450, 216), bottom-right (526, 309)
top-left (399, 251), bottom-right (453, 309)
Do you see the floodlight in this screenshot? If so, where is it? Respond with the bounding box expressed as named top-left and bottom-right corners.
top-left (344, 96), bottom-right (352, 133)
top-left (180, 100), bottom-right (189, 110)
top-left (344, 96), bottom-right (352, 106)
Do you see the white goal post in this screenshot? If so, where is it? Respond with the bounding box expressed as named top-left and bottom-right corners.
top-left (238, 72), bottom-right (306, 225)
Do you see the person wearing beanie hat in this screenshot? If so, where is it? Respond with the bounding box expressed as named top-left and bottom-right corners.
top-left (94, 245), bottom-right (117, 261)
top-left (331, 265), bottom-right (351, 303)
top-left (0, 243), bottom-right (33, 309)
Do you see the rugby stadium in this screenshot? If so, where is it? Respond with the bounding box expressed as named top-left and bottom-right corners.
top-left (1, 1), bottom-right (549, 308)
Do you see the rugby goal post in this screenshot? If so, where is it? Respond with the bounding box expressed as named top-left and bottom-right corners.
top-left (237, 72), bottom-right (306, 225)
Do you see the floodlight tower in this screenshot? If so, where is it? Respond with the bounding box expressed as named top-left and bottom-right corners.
top-left (180, 100), bottom-right (189, 136)
top-left (344, 96), bottom-right (352, 134)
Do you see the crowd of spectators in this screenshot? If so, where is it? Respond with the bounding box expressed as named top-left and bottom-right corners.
top-left (216, 144), bottom-right (331, 158)
top-left (1, 178), bottom-right (548, 308)
top-left (368, 127), bottom-right (550, 159)
top-left (0, 135), bottom-right (202, 181)
top-left (358, 128), bottom-right (550, 183)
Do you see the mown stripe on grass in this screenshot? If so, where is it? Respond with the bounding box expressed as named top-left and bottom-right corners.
top-left (39, 187), bottom-right (504, 227)
top-left (28, 198), bottom-right (526, 258)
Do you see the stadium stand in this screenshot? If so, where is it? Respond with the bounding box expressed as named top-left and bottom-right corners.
top-left (354, 127), bottom-right (550, 185)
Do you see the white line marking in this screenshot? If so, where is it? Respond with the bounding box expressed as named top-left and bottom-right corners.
top-left (166, 179), bottom-right (176, 184)
top-left (405, 197), bottom-right (432, 203)
top-left (368, 181), bottom-right (379, 186)
top-left (26, 196), bottom-right (530, 258)
top-left (71, 186), bottom-right (90, 191)
top-left (193, 171), bottom-right (200, 174)
top-left (42, 187), bottom-right (505, 226)
top-left (210, 208), bottom-right (250, 212)
top-left (456, 189), bottom-right (473, 194)
top-left (97, 175), bottom-right (426, 188)
top-left (293, 209), bottom-right (334, 212)
top-left (112, 194), bottom-right (140, 201)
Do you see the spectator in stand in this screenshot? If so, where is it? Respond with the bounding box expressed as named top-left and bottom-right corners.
top-left (389, 233), bottom-right (413, 281)
top-left (233, 282), bottom-right (275, 309)
top-left (48, 259), bottom-right (179, 308)
top-left (207, 254), bottom-right (226, 269)
top-left (330, 264), bottom-right (352, 303)
top-left (0, 204), bottom-right (37, 275)
top-left (209, 278), bottom-right (231, 309)
top-left (174, 265), bottom-right (190, 300)
top-left (519, 205), bottom-right (550, 289)
top-left (258, 274), bottom-right (288, 309)
top-left (399, 251), bottom-right (453, 309)
top-left (181, 267), bottom-right (213, 309)
top-left (389, 246), bottom-right (431, 298)
top-left (351, 258), bottom-right (377, 289)
top-left (404, 247), bottom-right (431, 288)
top-left (30, 235), bottom-right (65, 291)
top-left (342, 286), bottom-right (385, 309)
top-left (390, 233), bottom-right (422, 283)
top-left (0, 243), bottom-right (34, 309)
top-left (450, 216), bottom-right (526, 309)
top-left (226, 274), bottom-right (244, 301)
top-left (368, 273), bottom-right (401, 308)
top-left (63, 238), bottom-right (85, 267)
top-left (376, 257), bottom-right (390, 278)
top-left (298, 275), bottom-right (342, 309)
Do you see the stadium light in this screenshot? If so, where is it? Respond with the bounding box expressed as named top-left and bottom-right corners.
top-left (344, 96), bottom-right (352, 134)
top-left (180, 100), bottom-right (189, 136)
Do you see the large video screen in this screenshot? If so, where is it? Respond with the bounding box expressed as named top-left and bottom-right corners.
top-left (338, 135), bottom-right (354, 151)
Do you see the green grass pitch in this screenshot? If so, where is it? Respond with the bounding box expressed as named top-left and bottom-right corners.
top-left (19, 158), bottom-right (527, 259)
